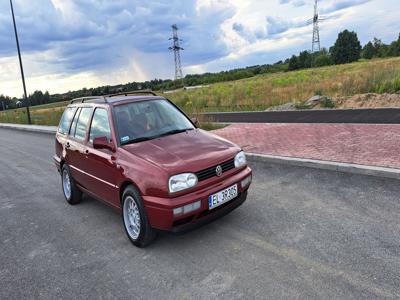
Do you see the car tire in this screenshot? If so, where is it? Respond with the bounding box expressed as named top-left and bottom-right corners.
top-left (122, 185), bottom-right (156, 247)
top-left (61, 164), bottom-right (82, 205)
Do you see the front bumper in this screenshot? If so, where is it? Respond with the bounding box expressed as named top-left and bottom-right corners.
top-left (143, 166), bottom-right (252, 231)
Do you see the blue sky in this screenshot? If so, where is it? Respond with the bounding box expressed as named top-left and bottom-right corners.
top-left (0, 0), bottom-right (399, 97)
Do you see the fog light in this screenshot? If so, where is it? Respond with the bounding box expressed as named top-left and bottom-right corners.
top-left (173, 207), bottom-right (183, 216)
top-left (241, 175), bottom-right (252, 188)
top-left (183, 200), bottom-right (201, 214)
top-left (173, 200), bottom-right (201, 216)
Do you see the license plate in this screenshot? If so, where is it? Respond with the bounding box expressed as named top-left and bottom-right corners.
top-left (208, 184), bottom-right (238, 210)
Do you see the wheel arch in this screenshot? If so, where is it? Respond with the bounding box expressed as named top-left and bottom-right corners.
top-left (60, 159), bottom-right (65, 170)
top-left (119, 180), bottom-right (142, 204)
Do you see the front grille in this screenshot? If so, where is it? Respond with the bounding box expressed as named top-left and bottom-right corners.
top-left (195, 158), bottom-right (235, 181)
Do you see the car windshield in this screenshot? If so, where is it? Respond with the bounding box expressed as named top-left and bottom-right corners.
top-left (114, 99), bottom-right (195, 145)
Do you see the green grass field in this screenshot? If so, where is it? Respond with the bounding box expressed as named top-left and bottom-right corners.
top-left (171, 57), bottom-right (400, 114)
top-left (1, 57), bottom-right (400, 126)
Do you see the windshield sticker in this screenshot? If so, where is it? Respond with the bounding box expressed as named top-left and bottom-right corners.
top-left (121, 136), bottom-right (129, 142)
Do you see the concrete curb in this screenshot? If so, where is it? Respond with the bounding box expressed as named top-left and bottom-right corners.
top-left (0, 123), bottom-right (56, 135)
top-left (247, 153), bottom-right (400, 180)
top-left (1, 123), bottom-right (399, 180)
top-left (201, 108), bottom-right (400, 124)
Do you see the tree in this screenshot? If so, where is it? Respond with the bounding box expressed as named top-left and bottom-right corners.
top-left (314, 49), bottom-right (332, 67)
top-left (0, 95), bottom-right (15, 111)
top-left (330, 30), bottom-right (362, 64)
top-left (297, 51), bottom-right (312, 69)
top-left (388, 33), bottom-right (400, 57)
top-left (389, 43), bottom-right (400, 57)
top-left (28, 90), bottom-right (45, 106)
top-left (44, 91), bottom-right (50, 103)
top-left (372, 38), bottom-right (391, 57)
top-left (362, 41), bottom-right (376, 59)
top-left (372, 38), bottom-right (383, 57)
top-left (288, 55), bottom-right (299, 70)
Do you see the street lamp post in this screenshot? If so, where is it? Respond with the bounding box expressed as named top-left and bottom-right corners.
top-left (10, 0), bottom-right (31, 124)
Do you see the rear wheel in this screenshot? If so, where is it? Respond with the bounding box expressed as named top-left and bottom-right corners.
top-left (61, 164), bottom-right (82, 205)
top-left (122, 185), bottom-right (156, 247)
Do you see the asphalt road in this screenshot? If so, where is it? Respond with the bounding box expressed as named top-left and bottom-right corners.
top-left (1, 128), bottom-right (400, 299)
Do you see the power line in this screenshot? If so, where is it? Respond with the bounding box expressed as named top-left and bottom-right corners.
top-left (168, 24), bottom-right (184, 83)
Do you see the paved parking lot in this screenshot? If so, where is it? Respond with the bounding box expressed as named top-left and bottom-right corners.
top-left (1, 128), bottom-right (400, 299)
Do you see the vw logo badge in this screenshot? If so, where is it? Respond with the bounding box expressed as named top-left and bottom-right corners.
top-left (216, 165), bottom-right (223, 177)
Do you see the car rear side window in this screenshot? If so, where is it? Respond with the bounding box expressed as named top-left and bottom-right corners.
top-left (74, 107), bottom-right (93, 141)
top-left (69, 107), bottom-right (81, 136)
top-left (58, 107), bottom-right (77, 135)
top-left (89, 108), bottom-right (111, 144)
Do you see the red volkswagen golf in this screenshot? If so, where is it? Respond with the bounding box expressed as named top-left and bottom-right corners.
top-left (54, 91), bottom-right (252, 247)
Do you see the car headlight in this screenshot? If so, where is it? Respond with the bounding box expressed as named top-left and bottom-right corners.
top-left (234, 151), bottom-right (246, 168)
top-left (169, 173), bottom-right (198, 193)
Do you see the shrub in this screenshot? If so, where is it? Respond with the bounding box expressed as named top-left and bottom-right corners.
top-left (320, 98), bottom-right (335, 108)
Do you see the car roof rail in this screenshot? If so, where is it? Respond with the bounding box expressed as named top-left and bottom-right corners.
top-left (106, 90), bottom-right (158, 97)
top-left (70, 96), bottom-right (107, 104)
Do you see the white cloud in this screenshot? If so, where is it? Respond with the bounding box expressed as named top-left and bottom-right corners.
top-left (0, 0), bottom-right (399, 97)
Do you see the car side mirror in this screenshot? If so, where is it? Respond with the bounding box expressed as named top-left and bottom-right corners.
top-left (191, 117), bottom-right (199, 127)
top-left (93, 136), bottom-right (115, 152)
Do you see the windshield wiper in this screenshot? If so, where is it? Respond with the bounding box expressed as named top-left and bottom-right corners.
top-left (157, 128), bottom-right (193, 138)
top-left (121, 128), bottom-right (194, 145)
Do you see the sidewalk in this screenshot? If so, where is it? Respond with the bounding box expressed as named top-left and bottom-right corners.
top-left (213, 123), bottom-right (400, 169)
top-left (1, 122), bottom-right (399, 177)
top-left (0, 123), bottom-right (57, 134)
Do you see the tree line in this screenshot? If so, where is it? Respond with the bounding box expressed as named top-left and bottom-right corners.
top-left (1, 30), bottom-right (400, 111)
top-left (0, 91), bottom-right (50, 111)
top-left (288, 30), bottom-right (400, 70)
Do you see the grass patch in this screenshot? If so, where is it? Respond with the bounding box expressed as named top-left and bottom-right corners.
top-left (167, 57), bottom-right (400, 114)
top-left (0, 106), bottom-right (65, 125)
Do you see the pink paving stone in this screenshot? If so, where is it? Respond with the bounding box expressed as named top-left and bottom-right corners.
top-left (213, 123), bottom-right (400, 169)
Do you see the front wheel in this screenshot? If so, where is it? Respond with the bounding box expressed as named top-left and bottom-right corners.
top-left (61, 164), bottom-right (82, 205)
top-left (122, 186), bottom-right (156, 247)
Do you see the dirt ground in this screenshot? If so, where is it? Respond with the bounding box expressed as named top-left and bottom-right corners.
top-left (332, 93), bottom-right (400, 109)
top-left (267, 93), bottom-right (400, 111)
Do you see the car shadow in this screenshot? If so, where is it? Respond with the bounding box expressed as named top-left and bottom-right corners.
top-left (78, 192), bottom-right (240, 250)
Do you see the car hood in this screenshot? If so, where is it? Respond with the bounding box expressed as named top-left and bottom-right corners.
top-left (121, 129), bottom-right (240, 174)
